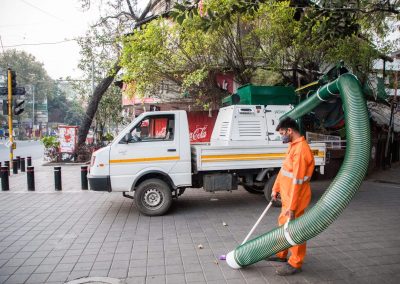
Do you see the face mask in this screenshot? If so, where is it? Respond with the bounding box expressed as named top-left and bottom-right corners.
top-left (280, 129), bottom-right (290, 144)
top-left (281, 134), bottom-right (290, 144)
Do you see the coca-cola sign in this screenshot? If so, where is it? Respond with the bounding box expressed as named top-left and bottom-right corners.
top-left (190, 126), bottom-right (208, 142)
top-left (188, 111), bottom-right (218, 143)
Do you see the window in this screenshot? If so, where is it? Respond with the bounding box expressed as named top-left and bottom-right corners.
top-left (125, 114), bottom-right (175, 143)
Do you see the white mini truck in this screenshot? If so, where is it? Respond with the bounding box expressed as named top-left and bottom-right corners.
top-left (88, 105), bottom-right (326, 216)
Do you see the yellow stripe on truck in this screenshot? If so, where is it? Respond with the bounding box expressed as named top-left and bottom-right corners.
top-left (202, 153), bottom-right (286, 162)
top-left (202, 150), bottom-right (325, 163)
top-left (110, 156), bottom-right (180, 164)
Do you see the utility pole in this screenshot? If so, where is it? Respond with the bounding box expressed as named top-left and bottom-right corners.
top-left (7, 68), bottom-right (13, 162)
top-left (32, 85), bottom-right (35, 135)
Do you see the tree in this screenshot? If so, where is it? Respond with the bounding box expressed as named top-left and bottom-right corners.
top-left (75, 0), bottom-right (164, 153)
top-left (169, 0), bottom-right (399, 86)
top-left (47, 86), bottom-right (85, 126)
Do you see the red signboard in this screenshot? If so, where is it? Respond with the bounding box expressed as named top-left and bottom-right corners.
top-left (215, 72), bottom-right (235, 94)
top-left (188, 111), bottom-right (218, 143)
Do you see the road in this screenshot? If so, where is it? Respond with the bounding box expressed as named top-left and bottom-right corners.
top-left (0, 140), bottom-right (44, 162)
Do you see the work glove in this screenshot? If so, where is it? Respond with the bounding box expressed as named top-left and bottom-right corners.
top-left (271, 191), bottom-right (278, 201)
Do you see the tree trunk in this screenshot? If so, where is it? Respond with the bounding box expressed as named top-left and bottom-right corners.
top-left (76, 62), bottom-right (121, 152)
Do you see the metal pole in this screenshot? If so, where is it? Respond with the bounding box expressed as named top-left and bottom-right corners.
top-left (384, 71), bottom-right (399, 168)
top-left (32, 85), bottom-right (35, 132)
top-left (27, 166), bottom-right (35, 191)
top-left (27, 156), bottom-right (32, 167)
top-left (54, 166), bottom-right (62, 191)
top-left (81, 166), bottom-right (88, 190)
top-left (4, 161), bottom-right (10, 176)
top-left (20, 157), bottom-right (25, 172)
top-left (1, 166), bottom-right (9, 191)
top-left (7, 68), bottom-right (13, 163)
top-left (12, 159), bottom-right (18, 174)
top-left (241, 201), bottom-right (273, 245)
top-left (16, 156), bottom-right (20, 169)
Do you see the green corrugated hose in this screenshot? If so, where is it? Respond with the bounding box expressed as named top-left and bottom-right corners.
top-left (226, 73), bottom-right (371, 268)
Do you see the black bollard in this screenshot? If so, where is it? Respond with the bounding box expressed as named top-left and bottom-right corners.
top-left (4, 161), bottom-right (10, 176)
top-left (27, 166), bottom-right (35, 191)
top-left (81, 166), bottom-right (88, 190)
top-left (12, 159), bottom-right (18, 174)
top-left (27, 156), bottom-right (32, 167)
top-left (20, 158), bottom-right (25, 172)
top-left (1, 166), bottom-right (9, 191)
top-left (16, 156), bottom-right (20, 169)
top-left (54, 167), bottom-right (62, 191)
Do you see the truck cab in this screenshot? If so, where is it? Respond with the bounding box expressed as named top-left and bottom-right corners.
top-left (89, 110), bottom-right (192, 191)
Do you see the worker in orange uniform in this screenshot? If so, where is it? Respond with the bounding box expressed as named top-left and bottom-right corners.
top-left (267, 117), bottom-right (315, 276)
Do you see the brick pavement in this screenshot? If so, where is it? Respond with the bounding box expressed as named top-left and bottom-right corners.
top-left (0, 162), bottom-right (399, 283)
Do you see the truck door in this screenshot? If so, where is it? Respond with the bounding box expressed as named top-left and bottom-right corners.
top-left (109, 114), bottom-right (179, 191)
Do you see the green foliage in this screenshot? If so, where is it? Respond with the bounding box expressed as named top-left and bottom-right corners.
top-left (166, 0), bottom-right (398, 89)
top-left (41, 136), bottom-right (60, 162)
top-left (41, 135), bottom-right (60, 148)
top-left (103, 132), bottom-right (114, 141)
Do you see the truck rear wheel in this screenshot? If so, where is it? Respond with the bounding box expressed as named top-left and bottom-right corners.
top-left (135, 179), bottom-right (172, 216)
top-left (264, 174), bottom-right (282, 207)
top-left (243, 184), bottom-right (264, 194)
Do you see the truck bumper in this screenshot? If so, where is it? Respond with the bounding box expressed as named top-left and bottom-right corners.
top-left (88, 175), bottom-right (111, 192)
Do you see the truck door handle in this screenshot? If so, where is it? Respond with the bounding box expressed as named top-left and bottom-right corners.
top-left (167, 149), bottom-right (176, 152)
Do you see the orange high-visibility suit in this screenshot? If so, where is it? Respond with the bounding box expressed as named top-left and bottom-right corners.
top-left (273, 136), bottom-right (315, 269)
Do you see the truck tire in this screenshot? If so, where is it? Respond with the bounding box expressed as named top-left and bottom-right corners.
top-left (263, 173), bottom-right (282, 207)
top-left (243, 184), bottom-right (264, 194)
top-left (135, 179), bottom-right (172, 216)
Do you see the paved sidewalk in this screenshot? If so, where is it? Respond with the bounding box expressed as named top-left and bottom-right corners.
top-left (0, 162), bottom-right (399, 283)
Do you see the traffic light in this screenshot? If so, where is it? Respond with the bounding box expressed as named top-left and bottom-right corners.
top-left (8, 70), bottom-right (26, 96)
top-left (2, 100), bottom-right (7, 115)
top-left (13, 87), bottom-right (26, 96)
top-left (9, 70), bottom-right (16, 89)
top-left (0, 87), bottom-right (7, 96)
top-left (13, 99), bottom-right (24, 115)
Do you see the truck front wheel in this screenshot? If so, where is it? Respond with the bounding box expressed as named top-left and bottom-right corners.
top-left (263, 174), bottom-right (282, 207)
top-left (135, 179), bottom-right (172, 216)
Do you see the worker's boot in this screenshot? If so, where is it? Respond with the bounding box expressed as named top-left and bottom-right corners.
top-left (276, 263), bottom-right (302, 276)
top-left (265, 255), bottom-right (287, 262)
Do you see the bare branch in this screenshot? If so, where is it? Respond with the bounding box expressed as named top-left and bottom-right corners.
top-left (97, 11), bottom-right (136, 26)
top-left (125, 0), bottom-right (139, 20)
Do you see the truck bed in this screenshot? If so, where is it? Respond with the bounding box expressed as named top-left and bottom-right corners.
top-left (191, 143), bottom-right (326, 172)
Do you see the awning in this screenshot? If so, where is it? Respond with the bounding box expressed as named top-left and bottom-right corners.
top-left (367, 101), bottom-right (400, 132)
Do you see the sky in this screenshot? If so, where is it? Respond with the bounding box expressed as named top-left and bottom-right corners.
top-left (0, 0), bottom-right (148, 80)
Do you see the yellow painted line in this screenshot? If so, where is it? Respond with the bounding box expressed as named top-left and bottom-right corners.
top-left (110, 156), bottom-right (180, 164)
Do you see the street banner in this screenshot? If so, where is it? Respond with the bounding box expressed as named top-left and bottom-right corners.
top-left (58, 126), bottom-right (78, 161)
